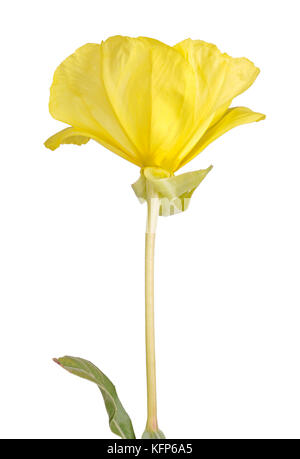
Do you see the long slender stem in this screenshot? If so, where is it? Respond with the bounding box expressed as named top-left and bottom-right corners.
top-left (145, 194), bottom-right (160, 432)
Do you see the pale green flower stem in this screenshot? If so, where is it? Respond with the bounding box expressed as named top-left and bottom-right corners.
top-left (145, 194), bottom-right (160, 433)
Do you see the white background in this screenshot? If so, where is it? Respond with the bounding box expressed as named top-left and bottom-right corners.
top-left (0, 0), bottom-right (299, 440)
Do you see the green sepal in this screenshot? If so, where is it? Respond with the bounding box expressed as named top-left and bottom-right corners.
top-left (132, 166), bottom-right (213, 216)
top-left (142, 429), bottom-right (166, 439)
top-left (54, 356), bottom-right (136, 439)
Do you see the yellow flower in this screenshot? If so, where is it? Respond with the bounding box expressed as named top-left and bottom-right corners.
top-left (45, 36), bottom-right (265, 174)
top-left (47, 38), bottom-right (266, 438)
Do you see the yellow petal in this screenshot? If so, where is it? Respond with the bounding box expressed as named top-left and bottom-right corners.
top-left (174, 39), bottom-right (260, 115)
top-left (170, 40), bottom-right (261, 169)
top-left (100, 36), bottom-right (197, 170)
top-left (44, 127), bottom-right (90, 151)
top-left (176, 107), bottom-right (266, 170)
top-left (44, 126), bottom-right (142, 166)
top-left (49, 42), bottom-right (143, 166)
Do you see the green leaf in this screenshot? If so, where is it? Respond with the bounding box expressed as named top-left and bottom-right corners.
top-left (54, 356), bottom-right (136, 439)
top-left (132, 166), bottom-right (213, 216)
top-left (142, 429), bottom-right (166, 439)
